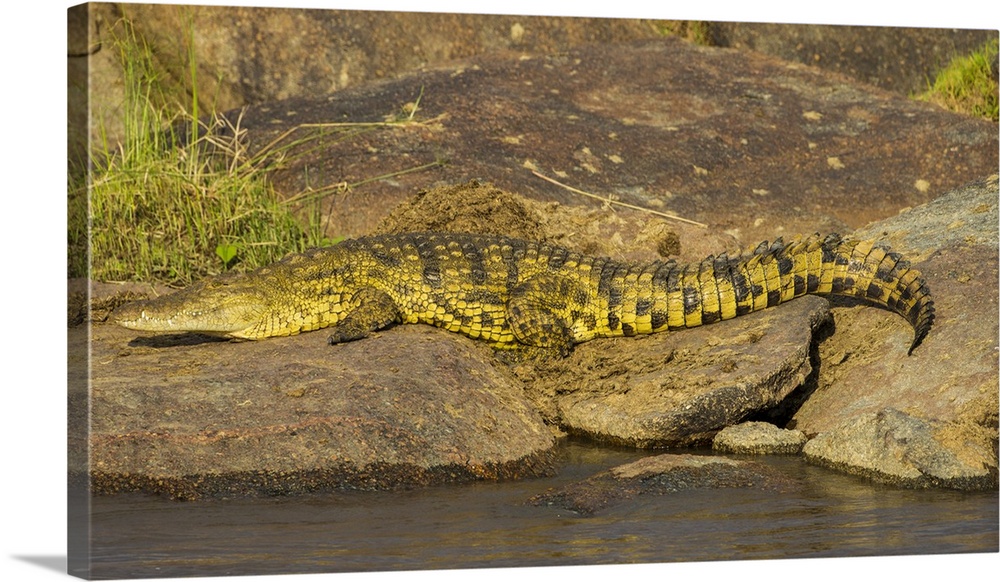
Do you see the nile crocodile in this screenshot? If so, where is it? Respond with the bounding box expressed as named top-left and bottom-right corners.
top-left (114, 232), bottom-right (934, 356)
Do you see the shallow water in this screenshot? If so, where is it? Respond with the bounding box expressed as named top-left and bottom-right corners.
top-left (87, 441), bottom-right (998, 579)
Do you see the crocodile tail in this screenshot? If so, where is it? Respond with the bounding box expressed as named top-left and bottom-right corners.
top-left (809, 233), bottom-right (934, 354)
top-left (723, 233), bottom-right (933, 354)
top-left (663, 234), bottom-right (933, 354)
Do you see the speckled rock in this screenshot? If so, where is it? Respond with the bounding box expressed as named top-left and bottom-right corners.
top-left (706, 23), bottom-right (994, 96)
top-left (712, 421), bottom-right (808, 455)
top-left (226, 37), bottom-right (996, 243)
top-left (790, 176), bottom-right (998, 432)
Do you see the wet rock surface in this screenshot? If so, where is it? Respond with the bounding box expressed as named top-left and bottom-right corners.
top-left (530, 453), bottom-right (796, 515)
top-left (713, 421), bottom-right (808, 455)
top-left (85, 322), bottom-right (556, 499)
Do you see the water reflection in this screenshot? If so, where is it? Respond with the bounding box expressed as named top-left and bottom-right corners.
top-left (89, 441), bottom-right (998, 578)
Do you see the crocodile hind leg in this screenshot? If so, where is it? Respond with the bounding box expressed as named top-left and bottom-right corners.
top-left (506, 273), bottom-right (590, 356)
top-left (327, 287), bottom-right (401, 345)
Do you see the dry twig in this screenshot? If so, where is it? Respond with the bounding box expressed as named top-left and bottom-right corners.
top-left (531, 170), bottom-right (707, 228)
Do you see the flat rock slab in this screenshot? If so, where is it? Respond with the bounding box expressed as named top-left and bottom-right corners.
top-left (516, 296), bottom-right (831, 448)
top-left (228, 37), bottom-right (997, 243)
top-left (530, 453), bottom-right (796, 515)
top-left (86, 323), bottom-right (556, 499)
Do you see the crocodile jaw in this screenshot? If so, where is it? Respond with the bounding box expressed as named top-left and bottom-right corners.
top-left (113, 284), bottom-right (268, 338)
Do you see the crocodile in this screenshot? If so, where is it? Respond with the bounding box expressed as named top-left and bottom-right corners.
top-left (114, 232), bottom-right (934, 356)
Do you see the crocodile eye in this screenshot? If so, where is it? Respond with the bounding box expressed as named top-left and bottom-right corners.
top-left (203, 279), bottom-right (228, 290)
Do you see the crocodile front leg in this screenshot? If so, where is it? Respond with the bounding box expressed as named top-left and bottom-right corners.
top-left (327, 287), bottom-right (401, 345)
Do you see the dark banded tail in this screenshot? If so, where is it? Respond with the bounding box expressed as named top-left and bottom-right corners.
top-left (814, 234), bottom-right (934, 354)
top-left (675, 233), bottom-right (934, 354)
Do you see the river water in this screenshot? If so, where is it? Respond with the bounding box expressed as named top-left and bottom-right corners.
top-left (87, 441), bottom-right (997, 579)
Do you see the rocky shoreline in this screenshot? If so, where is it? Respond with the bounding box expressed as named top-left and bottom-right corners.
top-left (74, 29), bottom-right (998, 501)
top-left (77, 176), bottom-right (998, 499)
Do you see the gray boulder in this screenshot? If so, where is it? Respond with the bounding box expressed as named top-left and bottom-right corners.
top-left (787, 177), bottom-right (999, 489)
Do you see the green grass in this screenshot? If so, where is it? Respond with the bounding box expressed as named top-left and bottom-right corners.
top-left (918, 38), bottom-right (999, 122)
top-left (69, 17), bottom-right (442, 286)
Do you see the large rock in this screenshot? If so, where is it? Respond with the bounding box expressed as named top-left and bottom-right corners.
top-left (789, 177), bottom-right (998, 430)
top-left (85, 321), bottom-right (556, 499)
top-left (516, 297), bottom-right (830, 448)
top-left (223, 37), bottom-right (997, 243)
top-left (787, 176), bottom-right (999, 489)
top-left (706, 23), bottom-right (995, 96)
top-left (75, 6), bottom-right (995, 185)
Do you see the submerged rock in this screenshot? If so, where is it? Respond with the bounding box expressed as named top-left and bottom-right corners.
top-left (713, 421), bottom-right (808, 455)
top-left (530, 453), bottom-right (795, 515)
